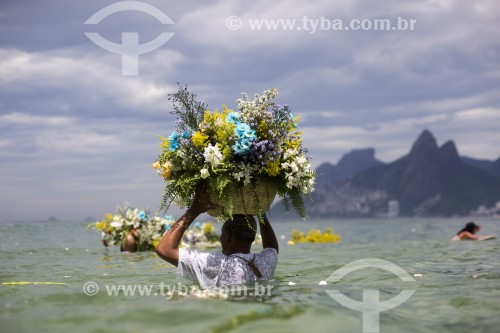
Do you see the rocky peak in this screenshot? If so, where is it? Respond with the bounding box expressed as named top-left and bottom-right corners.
top-left (439, 140), bottom-right (461, 166)
top-left (408, 129), bottom-right (438, 161)
top-left (337, 148), bottom-right (378, 170)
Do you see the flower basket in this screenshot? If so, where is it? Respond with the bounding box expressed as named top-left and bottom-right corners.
top-left (207, 181), bottom-right (277, 217)
top-left (87, 205), bottom-right (169, 251)
top-left (153, 85), bottom-right (315, 219)
top-left (89, 207), bottom-right (221, 250)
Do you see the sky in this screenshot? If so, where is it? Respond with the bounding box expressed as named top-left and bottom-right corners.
top-left (1, 0), bottom-right (499, 221)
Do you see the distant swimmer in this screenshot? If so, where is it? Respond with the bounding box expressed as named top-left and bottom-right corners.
top-left (451, 222), bottom-right (496, 241)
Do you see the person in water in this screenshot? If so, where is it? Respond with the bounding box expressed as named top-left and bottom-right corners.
top-left (451, 222), bottom-right (496, 241)
top-left (155, 182), bottom-right (279, 288)
top-left (102, 228), bottom-right (139, 252)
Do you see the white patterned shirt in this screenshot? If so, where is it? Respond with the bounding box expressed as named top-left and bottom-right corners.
top-left (178, 248), bottom-right (278, 289)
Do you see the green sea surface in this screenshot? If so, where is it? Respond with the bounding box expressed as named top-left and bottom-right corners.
top-left (1, 217), bottom-right (499, 333)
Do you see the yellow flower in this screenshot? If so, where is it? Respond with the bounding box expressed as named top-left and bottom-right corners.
top-left (257, 120), bottom-right (270, 138)
top-left (202, 222), bottom-right (215, 234)
top-left (161, 160), bottom-right (172, 178)
top-left (284, 137), bottom-right (302, 151)
top-left (291, 228), bottom-right (341, 243)
top-left (159, 135), bottom-right (170, 151)
top-left (95, 220), bottom-right (108, 230)
top-left (264, 160), bottom-right (280, 176)
top-left (192, 131), bottom-right (208, 148)
top-left (152, 161), bottom-right (161, 169)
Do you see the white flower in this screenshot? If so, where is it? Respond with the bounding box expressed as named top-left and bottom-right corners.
top-left (110, 221), bottom-right (122, 229)
top-left (234, 162), bottom-right (253, 185)
top-left (283, 148), bottom-right (298, 160)
top-left (296, 155), bottom-right (308, 165)
top-left (203, 144), bottom-right (223, 167)
top-left (200, 168), bottom-right (210, 179)
top-left (233, 171), bottom-right (244, 181)
top-left (243, 172), bottom-right (253, 185)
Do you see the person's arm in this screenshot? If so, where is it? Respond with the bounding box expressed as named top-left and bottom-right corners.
top-left (478, 234), bottom-right (497, 240)
top-left (458, 231), bottom-right (480, 240)
top-left (260, 214), bottom-right (279, 253)
top-left (155, 182), bottom-right (214, 266)
top-left (155, 209), bottom-right (199, 266)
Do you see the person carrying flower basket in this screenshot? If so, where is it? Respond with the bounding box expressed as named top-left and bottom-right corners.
top-left (153, 86), bottom-right (315, 287)
top-left (155, 182), bottom-right (279, 288)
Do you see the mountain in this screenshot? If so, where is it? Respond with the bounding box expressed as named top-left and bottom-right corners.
top-left (270, 148), bottom-right (383, 218)
top-left (316, 148), bottom-right (382, 184)
top-left (493, 157), bottom-right (500, 179)
top-left (462, 156), bottom-right (500, 179)
top-left (270, 129), bottom-right (500, 218)
top-left (351, 130), bottom-right (500, 216)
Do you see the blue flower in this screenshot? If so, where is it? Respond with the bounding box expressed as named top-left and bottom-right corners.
top-left (182, 130), bottom-right (190, 139)
top-left (226, 112), bottom-right (241, 124)
top-left (232, 123), bottom-right (256, 155)
top-left (138, 211), bottom-right (147, 221)
top-left (235, 123), bottom-right (256, 139)
top-left (169, 132), bottom-right (180, 151)
top-left (233, 140), bottom-right (250, 154)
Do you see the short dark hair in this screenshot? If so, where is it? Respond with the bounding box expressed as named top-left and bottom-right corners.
top-left (458, 221), bottom-right (480, 235)
top-left (223, 215), bottom-right (257, 241)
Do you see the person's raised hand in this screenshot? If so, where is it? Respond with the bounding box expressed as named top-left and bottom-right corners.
top-left (188, 180), bottom-right (218, 216)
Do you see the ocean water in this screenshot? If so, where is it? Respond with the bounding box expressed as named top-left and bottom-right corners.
top-left (1, 217), bottom-right (500, 333)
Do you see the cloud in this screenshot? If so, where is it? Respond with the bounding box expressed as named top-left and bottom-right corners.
top-left (1, 0), bottom-right (499, 220)
top-left (0, 113), bottom-right (74, 126)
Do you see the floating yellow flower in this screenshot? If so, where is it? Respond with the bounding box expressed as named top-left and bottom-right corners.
top-left (291, 227), bottom-right (341, 243)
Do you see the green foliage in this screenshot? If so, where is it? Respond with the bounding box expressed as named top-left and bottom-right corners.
top-left (168, 83), bottom-right (205, 132)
